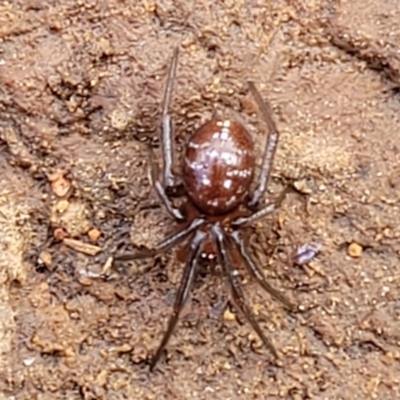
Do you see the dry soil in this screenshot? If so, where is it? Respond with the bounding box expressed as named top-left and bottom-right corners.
top-left (0, 0), bottom-right (399, 399)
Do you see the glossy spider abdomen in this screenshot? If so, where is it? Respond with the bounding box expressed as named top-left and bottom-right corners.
top-left (183, 118), bottom-right (255, 216)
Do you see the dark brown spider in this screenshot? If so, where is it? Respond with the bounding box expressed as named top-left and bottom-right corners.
top-left (114, 47), bottom-right (295, 371)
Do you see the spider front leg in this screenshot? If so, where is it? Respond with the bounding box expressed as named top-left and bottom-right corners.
top-left (247, 81), bottom-right (280, 210)
top-left (148, 47), bottom-right (185, 221)
top-left (161, 46), bottom-right (179, 190)
top-left (160, 46), bottom-right (186, 199)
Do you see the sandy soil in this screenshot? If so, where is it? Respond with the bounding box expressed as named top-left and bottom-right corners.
top-left (0, 0), bottom-right (399, 399)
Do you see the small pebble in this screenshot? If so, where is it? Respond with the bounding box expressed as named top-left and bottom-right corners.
top-left (348, 242), bottom-right (363, 258)
top-left (38, 251), bottom-right (52, 268)
top-left (88, 228), bottom-right (101, 243)
top-left (55, 199), bottom-right (70, 214)
top-left (54, 227), bottom-right (67, 241)
top-left (78, 276), bottom-right (93, 286)
top-left (294, 179), bottom-right (312, 194)
top-left (223, 309), bottom-right (236, 322)
top-left (110, 108), bottom-right (129, 131)
top-left (23, 357), bottom-right (36, 367)
top-left (49, 171), bottom-right (71, 197)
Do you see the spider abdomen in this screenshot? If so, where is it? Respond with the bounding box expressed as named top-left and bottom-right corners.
top-left (183, 118), bottom-right (255, 216)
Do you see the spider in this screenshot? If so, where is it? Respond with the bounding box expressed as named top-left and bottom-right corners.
top-left (114, 47), bottom-right (295, 371)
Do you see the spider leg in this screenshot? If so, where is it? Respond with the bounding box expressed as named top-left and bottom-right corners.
top-left (150, 229), bottom-right (206, 371)
top-left (247, 81), bottom-right (280, 210)
top-left (114, 217), bottom-right (204, 262)
top-left (147, 47), bottom-right (185, 221)
top-left (147, 144), bottom-right (185, 221)
top-left (211, 223), bottom-right (278, 358)
top-left (232, 186), bottom-right (293, 227)
top-left (229, 230), bottom-right (295, 310)
top-left (232, 203), bottom-right (276, 228)
top-left (161, 46), bottom-right (180, 191)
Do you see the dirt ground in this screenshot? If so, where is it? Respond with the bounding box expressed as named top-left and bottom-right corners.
top-left (0, 0), bottom-right (399, 399)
